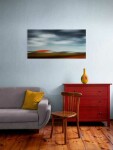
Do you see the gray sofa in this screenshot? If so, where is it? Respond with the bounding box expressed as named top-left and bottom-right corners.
top-left (0, 87), bottom-right (51, 130)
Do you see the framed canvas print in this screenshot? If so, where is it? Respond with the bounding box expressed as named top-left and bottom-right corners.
top-left (27, 29), bottom-right (86, 59)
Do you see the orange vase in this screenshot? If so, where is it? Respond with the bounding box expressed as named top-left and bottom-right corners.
top-left (81, 68), bottom-right (88, 84)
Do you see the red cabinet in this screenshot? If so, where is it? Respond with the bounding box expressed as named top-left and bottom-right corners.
top-left (64, 83), bottom-right (111, 126)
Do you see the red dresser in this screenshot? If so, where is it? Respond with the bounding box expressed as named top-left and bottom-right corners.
top-left (64, 83), bottom-right (111, 126)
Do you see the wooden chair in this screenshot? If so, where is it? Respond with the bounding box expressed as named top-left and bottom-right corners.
top-left (50, 92), bottom-right (82, 144)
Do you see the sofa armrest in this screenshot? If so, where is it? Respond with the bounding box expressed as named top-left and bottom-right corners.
top-left (37, 98), bottom-right (51, 129)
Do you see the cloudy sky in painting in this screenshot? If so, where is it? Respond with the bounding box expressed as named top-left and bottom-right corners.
top-left (27, 30), bottom-right (86, 52)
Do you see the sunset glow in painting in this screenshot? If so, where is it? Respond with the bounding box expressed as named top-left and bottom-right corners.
top-left (27, 29), bottom-right (86, 59)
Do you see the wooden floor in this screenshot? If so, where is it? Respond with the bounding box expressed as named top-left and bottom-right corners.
top-left (0, 122), bottom-right (113, 150)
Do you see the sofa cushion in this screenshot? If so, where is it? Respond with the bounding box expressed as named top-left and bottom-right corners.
top-left (22, 90), bottom-right (44, 110)
top-left (0, 109), bottom-right (38, 123)
top-left (0, 87), bottom-right (40, 108)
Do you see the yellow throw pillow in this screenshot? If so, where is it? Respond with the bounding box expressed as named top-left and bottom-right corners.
top-left (22, 90), bottom-right (44, 110)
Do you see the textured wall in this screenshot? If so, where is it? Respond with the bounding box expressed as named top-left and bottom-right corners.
top-left (0, 0), bottom-right (113, 117)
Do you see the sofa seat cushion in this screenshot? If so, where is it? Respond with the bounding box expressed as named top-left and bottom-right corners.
top-left (0, 109), bottom-right (38, 123)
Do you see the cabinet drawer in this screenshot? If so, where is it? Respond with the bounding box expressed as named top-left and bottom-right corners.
top-left (65, 86), bottom-right (108, 97)
top-left (80, 97), bottom-right (107, 107)
top-left (82, 86), bottom-right (108, 97)
top-left (79, 108), bottom-right (98, 121)
top-left (65, 87), bottom-right (83, 93)
top-left (79, 107), bottom-right (107, 121)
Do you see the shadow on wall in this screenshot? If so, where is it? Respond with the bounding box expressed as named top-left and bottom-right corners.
top-left (110, 91), bottom-right (113, 119)
top-left (43, 85), bottom-right (64, 112)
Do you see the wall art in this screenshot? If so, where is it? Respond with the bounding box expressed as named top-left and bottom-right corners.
top-left (27, 29), bottom-right (86, 59)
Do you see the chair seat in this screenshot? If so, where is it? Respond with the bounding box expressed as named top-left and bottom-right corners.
top-left (52, 111), bottom-right (77, 118)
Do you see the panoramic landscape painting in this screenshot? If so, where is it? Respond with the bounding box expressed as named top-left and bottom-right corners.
top-left (27, 29), bottom-right (86, 59)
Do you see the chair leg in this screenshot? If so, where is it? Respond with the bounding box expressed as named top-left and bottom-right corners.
top-left (76, 116), bottom-right (80, 138)
top-left (64, 118), bottom-right (67, 144)
top-left (50, 115), bottom-right (54, 138)
top-left (62, 119), bottom-right (64, 133)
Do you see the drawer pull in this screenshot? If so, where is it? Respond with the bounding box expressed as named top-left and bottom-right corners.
top-left (98, 91), bottom-right (102, 93)
top-left (99, 112), bottom-right (102, 115)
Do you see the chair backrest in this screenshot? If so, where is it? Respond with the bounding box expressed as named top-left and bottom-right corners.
top-left (61, 92), bottom-right (82, 113)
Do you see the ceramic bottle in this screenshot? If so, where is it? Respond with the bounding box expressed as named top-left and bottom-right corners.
top-left (81, 68), bottom-right (88, 84)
